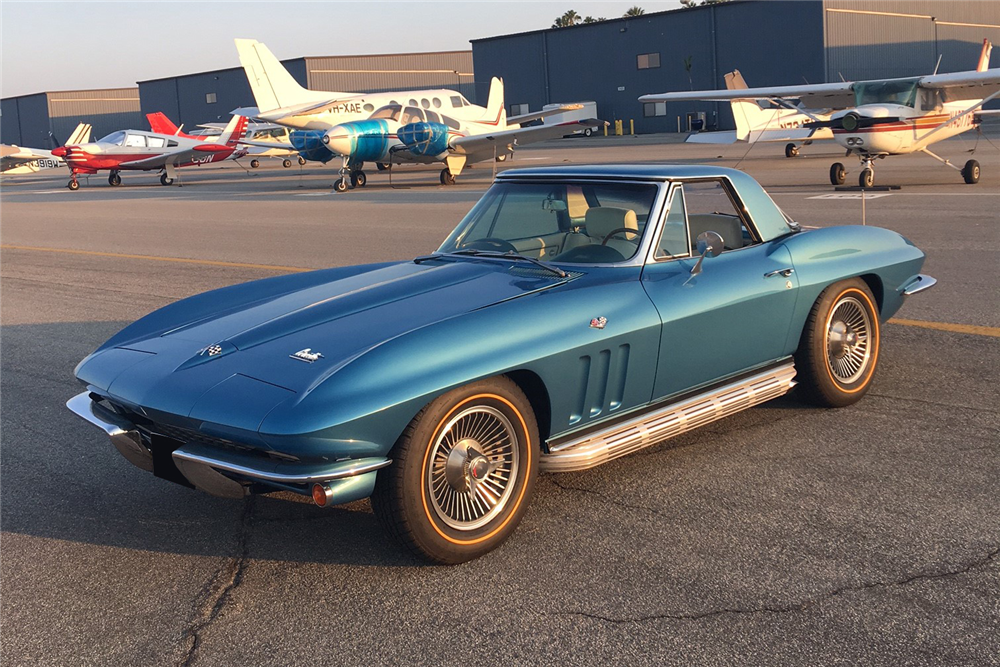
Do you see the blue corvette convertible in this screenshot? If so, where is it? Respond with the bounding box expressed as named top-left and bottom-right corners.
top-left (68, 165), bottom-right (934, 563)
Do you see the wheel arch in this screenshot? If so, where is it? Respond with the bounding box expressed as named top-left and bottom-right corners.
top-left (857, 273), bottom-right (884, 315)
top-left (504, 369), bottom-right (552, 446)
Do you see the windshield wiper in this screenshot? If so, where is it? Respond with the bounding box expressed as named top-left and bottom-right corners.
top-left (414, 249), bottom-right (568, 278)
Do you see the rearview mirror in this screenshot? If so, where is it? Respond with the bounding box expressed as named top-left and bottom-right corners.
top-left (542, 198), bottom-right (567, 212)
top-left (690, 231), bottom-right (724, 276)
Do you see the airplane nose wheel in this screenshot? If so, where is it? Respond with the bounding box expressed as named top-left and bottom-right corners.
top-left (334, 177), bottom-right (349, 193)
top-left (67, 178), bottom-right (80, 191)
top-left (857, 156), bottom-right (876, 188)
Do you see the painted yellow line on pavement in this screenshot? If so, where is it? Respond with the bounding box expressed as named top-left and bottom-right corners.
top-left (889, 318), bottom-right (1000, 339)
top-left (4, 244), bottom-right (998, 339)
top-left (0, 244), bottom-right (311, 273)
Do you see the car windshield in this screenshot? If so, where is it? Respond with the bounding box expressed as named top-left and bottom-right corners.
top-left (97, 131), bottom-right (126, 145)
top-left (854, 78), bottom-right (919, 107)
top-left (438, 181), bottom-right (660, 264)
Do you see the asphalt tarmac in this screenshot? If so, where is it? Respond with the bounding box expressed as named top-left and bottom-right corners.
top-left (2, 133), bottom-right (998, 666)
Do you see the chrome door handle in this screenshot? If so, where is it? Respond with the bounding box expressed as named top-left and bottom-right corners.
top-left (764, 268), bottom-right (794, 278)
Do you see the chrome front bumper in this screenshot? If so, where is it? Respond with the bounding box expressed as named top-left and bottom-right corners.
top-left (66, 392), bottom-right (390, 502)
top-left (901, 274), bottom-right (937, 296)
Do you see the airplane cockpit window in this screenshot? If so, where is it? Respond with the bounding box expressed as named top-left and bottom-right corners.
top-left (124, 134), bottom-right (147, 148)
top-left (443, 116), bottom-right (461, 130)
top-left (854, 78), bottom-right (919, 108)
top-left (425, 111), bottom-right (442, 124)
top-left (450, 95), bottom-right (463, 108)
top-left (432, 98), bottom-right (442, 108)
top-left (98, 131), bottom-right (126, 146)
top-left (147, 136), bottom-right (166, 148)
top-left (370, 104), bottom-right (402, 121)
top-left (400, 107), bottom-right (426, 124)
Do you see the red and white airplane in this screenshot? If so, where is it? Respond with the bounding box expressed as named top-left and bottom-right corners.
top-left (52, 114), bottom-right (248, 190)
top-left (641, 39), bottom-right (1000, 187)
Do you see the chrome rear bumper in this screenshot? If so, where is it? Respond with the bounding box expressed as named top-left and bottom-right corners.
top-left (66, 392), bottom-right (390, 502)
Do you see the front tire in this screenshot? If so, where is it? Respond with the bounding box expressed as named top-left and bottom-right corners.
top-left (859, 168), bottom-right (874, 188)
top-left (795, 278), bottom-right (880, 408)
top-left (371, 376), bottom-right (539, 564)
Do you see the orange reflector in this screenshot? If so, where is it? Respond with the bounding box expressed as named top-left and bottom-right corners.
top-left (311, 484), bottom-right (327, 507)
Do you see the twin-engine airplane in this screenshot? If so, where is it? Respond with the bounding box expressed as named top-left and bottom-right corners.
top-left (235, 38), bottom-right (590, 189)
top-left (1, 123), bottom-right (92, 175)
top-left (52, 114), bottom-right (249, 190)
top-left (641, 39), bottom-right (1000, 187)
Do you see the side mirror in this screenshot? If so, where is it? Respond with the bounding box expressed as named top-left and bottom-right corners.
top-left (690, 231), bottom-right (724, 276)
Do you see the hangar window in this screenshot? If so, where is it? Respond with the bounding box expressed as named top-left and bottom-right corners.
top-left (451, 95), bottom-right (463, 108)
top-left (363, 103), bottom-right (375, 112)
top-left (510, 103), bottom-right (529, 116)
top-left (206, 92), bottom-right (217, 104)
top-left (643, 102), bottom-right (666, 117)
top-left (637, 53), bottom-right (660, 70)
top-left (432, 98), bottom-right (442, 108)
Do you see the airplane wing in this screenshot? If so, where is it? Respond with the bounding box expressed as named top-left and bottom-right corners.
top-left (640, 81), bottom-right (856, 110)
top-left (919, 67), bottom-right (1000, 100)
top-left (1, 146), bottom-right (57, 168)
top-left (118, 145), bottom-right (231, 169)
top-left (449, 120), bottom-right (605, 156)
top-left (255, 96), bottom-right (364, 122)
top-left (508, 104), bottom-right (584, 126)
top-left (237, 138), bottom-right (296, 150)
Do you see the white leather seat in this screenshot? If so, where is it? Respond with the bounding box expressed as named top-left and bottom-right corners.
top-left (584, 207), bottom-right (639, 258)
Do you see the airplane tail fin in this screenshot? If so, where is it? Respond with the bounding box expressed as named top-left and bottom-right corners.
top-left (147, 112), bottom-right (183, 136)
top-left (977, 39), bottom-right (993, 72)
top-left (724, 70), bottom-right (769, 141)
top-left (235, 38), bottom-right (342, 113)
top-left (480, 77), bottom-right (507, 127)
top-left (64, 122), bottom-right (92, 146)
top-left (220, 115), bottom-right (249, 147)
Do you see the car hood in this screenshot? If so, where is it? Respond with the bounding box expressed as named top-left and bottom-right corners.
top-left (78, 260), bottom-right (570, 419)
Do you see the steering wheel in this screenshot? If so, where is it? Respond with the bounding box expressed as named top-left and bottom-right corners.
top-left (461, 238), bottom-right (517, 253)
top-left (601, 227), bottom-right (639, 246)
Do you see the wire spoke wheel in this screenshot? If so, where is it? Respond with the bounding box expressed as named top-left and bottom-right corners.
top-left (427, 405), bottom-right (519, 531)
top-left (825, 296), bottom-right (872, 384)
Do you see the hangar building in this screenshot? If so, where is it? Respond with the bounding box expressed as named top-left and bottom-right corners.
top-left (137, 51), bottom-right (475, 130)
top-left (471, 0), bottom-right (1000, 134)
top-left (1, 88), bottom-right (143, 148)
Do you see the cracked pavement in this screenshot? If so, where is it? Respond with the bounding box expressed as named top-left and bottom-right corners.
top-left (2, 139), bottom-right (999, 665)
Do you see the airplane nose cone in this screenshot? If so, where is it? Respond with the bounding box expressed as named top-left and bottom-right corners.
top-left (51, 146), bottom-right (68, 158)
top-left (322, 126), bottom-right (353, 156)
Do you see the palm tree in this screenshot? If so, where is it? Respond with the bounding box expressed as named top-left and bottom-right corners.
top-left (623, 6), bottom-right (645, 17)
top-left (583, 16), bottom-right (607, 23)
top-left (552, 10), bottom-right (582, 28)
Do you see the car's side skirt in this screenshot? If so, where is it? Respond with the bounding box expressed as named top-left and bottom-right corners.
top-left (540, 360), bottom-right (796, 472)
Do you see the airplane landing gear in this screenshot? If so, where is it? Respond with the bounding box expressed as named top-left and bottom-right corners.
top-left (160, 173), bottom-right (174, 186)
top-left (298, 156), bottom-right (307, 166)
top-left (250, 159), bottom-right (260, 169)
top-left (962, 159), bottom-right (980, 184)
top-left (830, 163), bottom-right (846, 185)
top-left (108, 170), bottom-right (122, 187)
top-left (859, 168), bottom-right (874, 188)
top-left (350, 170), bottom-right (367, 188)
top-left (440, 168), bottom-right (456, 185)
top-left (376, 162), bottom-right (389, 172)
top-left (282, 158), bottom-right (292, 168)
top-left (334, 159), bottom-right (364, 193)
top-left (334, 177), bottom-right (349, 193)
top-left (785, 143), bottom-right (800, 158)
top-left (67, 178), bottom-right (80, 191)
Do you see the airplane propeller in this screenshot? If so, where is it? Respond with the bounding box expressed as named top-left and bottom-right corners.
top-left (804, 112), bottom-right (901, 130)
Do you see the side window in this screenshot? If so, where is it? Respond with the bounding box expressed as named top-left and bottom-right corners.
top-left (425, 110), bottom-right (441, 124)
top-left (363, 103), bottom-right (374, 112)
top-left (124, 134), bottom-right (147, 148)
top-left (147, 136), bottom-right (166, 148)
top-left (432, 97), bottom-right (442, 108)
top-left (655, 187), bottom-right (688, 259)
top-left (683, 180), bottom-right (755, 252)
top-left (450, 95), bottom-right (463, 108)
top-left (401, 107), bottom-right (425, 124)
top-left (442, 115), bottom-right (461, 130)
top-left (167, 140), bottom-right (178, 147)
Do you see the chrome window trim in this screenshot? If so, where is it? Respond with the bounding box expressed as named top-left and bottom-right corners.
top-left (646, 182), bottom-right (694, 264)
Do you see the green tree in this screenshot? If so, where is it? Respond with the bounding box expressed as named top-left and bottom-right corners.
top-left (552, 9), bottom-right (582, 27)
top-left (623, 6), bottom-right (645, 16)
top-left (583, 16), bottom-right (607, 23)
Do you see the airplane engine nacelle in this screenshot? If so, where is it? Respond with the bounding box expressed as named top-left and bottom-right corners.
top-left (289, 131), bottom-right (337, 164)
top-left (397, 122), bottom-right (451, 157)
top-left (322, 121), bottom-right (391, 162)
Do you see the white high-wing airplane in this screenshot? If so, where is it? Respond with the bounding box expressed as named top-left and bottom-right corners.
top-left (685, 70), bottom-right (834, 158)
top-left (641, 39), bottom-right (1000, 187)
top-left (1, 123), bottom-right (92, 175)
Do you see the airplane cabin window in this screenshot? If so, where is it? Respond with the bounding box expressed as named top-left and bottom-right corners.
top-left (124, 134), bottom-right (147, 148)
top-left (443, 116), bottom-right (461, 130)
top-left (432, 98), bottom-right (442, 108)
top-left (401, 107), bottom-right (425, 124)
top-left (147, 136), bottom-right (166, 148)
top-left (421, 98), bottom-right (430, 109)
top-left (451, 96), bottom-right (463, 108)
top-left (408, 98), bottom-right (418, 107)
top-left (363, 103), bottom-right (375, 112)
top-left (425, 111), bottom-right (441, 124)
top-left (168, 140), bottom-right (178, 147)
top-left (98, 131), bottom-right (126, 145)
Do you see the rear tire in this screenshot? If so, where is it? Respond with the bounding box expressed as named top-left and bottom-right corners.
top-left (440, 169), bottom-right (456, 185)
top-left (371, 376), bottom-right (539, 564)
top-left (795, 278), bottom-right (880, 408)
top-left (962, 159), bottom-right (980, 184)
top-left (830, 162), bottom-right (846, 185)
top-left (785, 143), bottom-right (799, 158)
top-left (250, 159), bottom-right (260, 169)
top-left (298, 156), bottom-right (307, 166)
top-left (160, 174), bottom-right (174, 186)
top-left (108, 171), bottom-right (122, 187)
top-left (282, 158), bottom-right (292, 168)
top-left (583, 128), bottom-right (593, 137)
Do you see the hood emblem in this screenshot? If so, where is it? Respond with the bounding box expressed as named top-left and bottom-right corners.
top-left (201, 344), bottom-right (223, 357)
top-left (290, 348), bottom-right (324, 363)
top-left (590, 317), bottom-right (607, 330)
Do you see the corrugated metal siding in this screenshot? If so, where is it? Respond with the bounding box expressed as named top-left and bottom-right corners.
top-left (1, 96), bottom-right (23, 145)
top-left (2, 94), bottom-right (50, 148)
top-left (823, 0), bottom-right (1000, 79)
top-left (305, 52), bottom-right (474, 100)
top-left (46, 88), bottom-right (143, 144)
top-left (472, 33), bottom-right (547, 112)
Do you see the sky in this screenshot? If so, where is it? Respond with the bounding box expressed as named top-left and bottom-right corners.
top-left (1, 1), bottom-right (683, 97)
